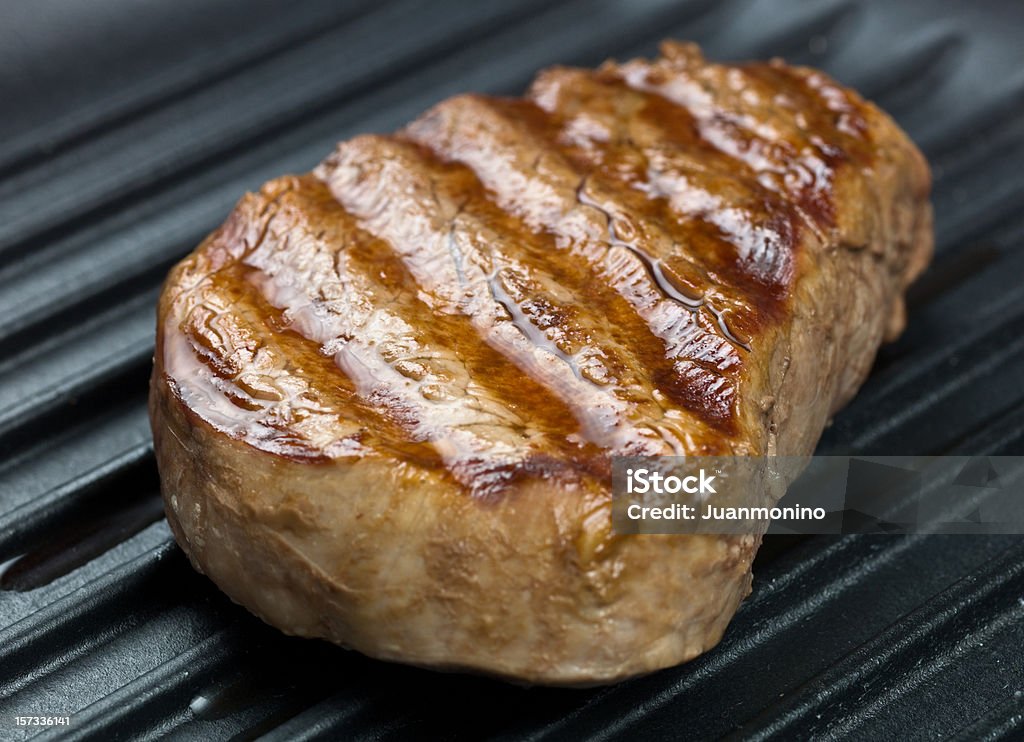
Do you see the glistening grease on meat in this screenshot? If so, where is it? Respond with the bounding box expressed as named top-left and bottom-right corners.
top-left (150, 42), bottom-right (932, 685)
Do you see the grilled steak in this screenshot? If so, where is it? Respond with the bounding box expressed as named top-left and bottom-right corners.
top-left (150, 41), bottom-right (932, 685)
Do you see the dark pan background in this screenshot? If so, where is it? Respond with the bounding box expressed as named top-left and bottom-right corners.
top-left (1, 0), bottom-right (1023, 739)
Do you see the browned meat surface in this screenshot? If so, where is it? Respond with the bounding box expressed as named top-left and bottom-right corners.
top-left (149, 41), bottom-right (932, 685)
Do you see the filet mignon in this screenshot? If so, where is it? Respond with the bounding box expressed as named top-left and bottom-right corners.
top-left (150, 41), bottom-right (932, 685)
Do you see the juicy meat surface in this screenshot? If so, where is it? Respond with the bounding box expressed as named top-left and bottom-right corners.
top-left (150, 42), bottom-right (932, 684)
